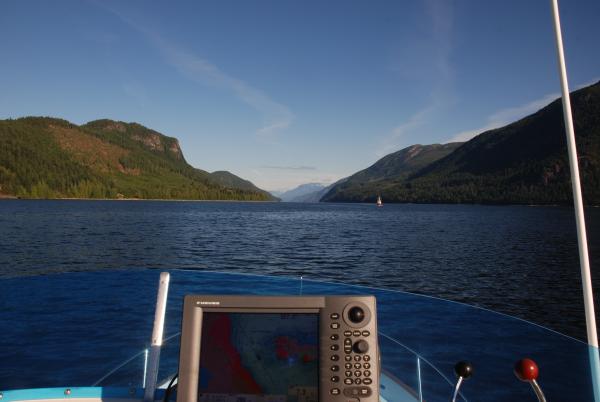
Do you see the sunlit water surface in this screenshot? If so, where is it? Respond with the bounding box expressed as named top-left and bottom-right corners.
top-left (1, 199), bottom-right (599, 340)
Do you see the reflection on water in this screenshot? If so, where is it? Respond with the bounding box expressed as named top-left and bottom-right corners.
top-left (0, 199), bottom-right (598, 339)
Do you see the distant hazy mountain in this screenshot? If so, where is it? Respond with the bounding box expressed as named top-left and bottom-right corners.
top-left (279, 183), bottom-right (327, 202)
top-left (0, 117), bottom-right (276, 201)
top-left (323, 80), bottom-right (600, 205)
top-left (291, 185), bottom-right (332, 203)
top-left (269, 190), bottom-right (285, 198)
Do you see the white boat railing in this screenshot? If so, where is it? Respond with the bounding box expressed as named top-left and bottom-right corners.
top-left (91, 332), bottom-right (182, 387)
top-left (93, 330), bottom-right (467, 402)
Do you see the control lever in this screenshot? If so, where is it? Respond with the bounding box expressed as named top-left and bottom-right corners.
top-left (450, 361), bottom-right (473, 402)
top-left (514, 358), bottom-right (546, 402)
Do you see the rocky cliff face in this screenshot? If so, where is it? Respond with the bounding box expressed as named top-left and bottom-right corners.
top-left (84, 119), bottom-right (184, 160)
top-left (131, 132), bottom-right (183, 159)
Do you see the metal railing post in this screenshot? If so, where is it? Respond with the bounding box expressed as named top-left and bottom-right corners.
top-left (143, 272), bottom-right (170, 402)
top-left (143, 348), bottom-right (149, 388)
top-left (417, 356), bottom-right (423, 402)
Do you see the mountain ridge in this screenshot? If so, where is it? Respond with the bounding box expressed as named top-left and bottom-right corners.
top-left (322, 142), bottom-right (463, 202)
top-left (322, 80), bottom-right (600, 205)
top-left (0, 117), bottom-right (276, 201)
top-left (278, 183), bottom-right (327, 202)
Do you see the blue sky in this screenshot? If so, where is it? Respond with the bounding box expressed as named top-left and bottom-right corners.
top-left (1, 1), bottom-right (599, 191)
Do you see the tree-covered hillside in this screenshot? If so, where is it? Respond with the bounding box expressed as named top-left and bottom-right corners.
top-left (0, 117), bottom-right (276, 201)
top-left (322, 143), bottom-right (462, 202)
top-left (209, 170), bottom-right (275, 200)
top-left (323, 81), bottom-right (600, 205)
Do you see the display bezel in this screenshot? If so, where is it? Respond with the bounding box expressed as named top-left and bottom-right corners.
top-left (177, 295), bottom-right (326, 402)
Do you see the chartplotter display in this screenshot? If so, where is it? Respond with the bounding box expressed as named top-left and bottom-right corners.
top-left (177, 295), bottom-right (379, 402)
top-left (199, 312), bottom-right (319, 401)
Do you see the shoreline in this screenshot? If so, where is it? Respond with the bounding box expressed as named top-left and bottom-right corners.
top-left (0, 196), bottom-right (598, 207)
top-left (0, 196), bottom-right (279, 203)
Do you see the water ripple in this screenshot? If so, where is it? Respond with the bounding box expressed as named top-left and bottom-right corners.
top-left (0, 200), bottom-right (598, 340)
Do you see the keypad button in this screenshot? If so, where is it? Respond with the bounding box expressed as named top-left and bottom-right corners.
top-left (344, 338), bottom-right (352, 346)
top-left (343, 388), bottom-right (366, 398)
top-left (362, 330), bottom-right (370, 337)
top-left (354, 355), bottom-right (361, 361)
top-left (331, 376), bottom-right (339, 383)
top-left (331, 365), bottom-right (339, 372)
top-left (354, 363), bottom-right (361, 369)
top-left (363, 378), bottom-right (372, 385)
top-left (344, 347), bottom-right (352, 354)
top-left (330, 344), bottom-right (339, 351)
top-left (345, 363), bottom-right (352, 369)
top-left (344, 378), bottom-right (353, 385)
top-left (345, 370), bottom-right (352, 377)
top-left (330, 323), bottom-right (340, 329)
top-left (363, 363), bottom-right (371, 369)
top-left (331, 355), bottom-right (339, 361)
top-left (330, 334), bottom-right (339, 341)
top-left (355, 378), bottom-right (362, 385)
top-left (330, 388), bottom-right (340, 395)
top-left (330, 313), bottom-right (340, 319)
top-left (345, 355), bottom-right (352, 361)
top-left (354, 370), bottom-right (361, 377)
top-left (344, 330), bottom-right (352, 337)
top-left (363, 355), bottom-right (371, 361)
top-left (353, 330), bottom-right (361, 337)
top-left (364, 370), bottom-right (371, 377)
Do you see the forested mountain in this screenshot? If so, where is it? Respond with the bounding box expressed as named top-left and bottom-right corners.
top-left (322, 143), bottom-right (462, 202)
top-left (0, 117), bottom-right (276, 201)
top-left (208, 170), bottom-right (275, 199)
top-left (322, 80), bottom-right (600, 205)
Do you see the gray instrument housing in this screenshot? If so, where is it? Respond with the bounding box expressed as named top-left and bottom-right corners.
top-left (176, 295), bottom-right (379, 402)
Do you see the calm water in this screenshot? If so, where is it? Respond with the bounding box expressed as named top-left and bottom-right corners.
top-left (1, 200), bottom-right (599, 340)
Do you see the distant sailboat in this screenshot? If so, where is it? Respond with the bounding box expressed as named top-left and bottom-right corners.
top-left (376, 195), bottom-right (383, 207)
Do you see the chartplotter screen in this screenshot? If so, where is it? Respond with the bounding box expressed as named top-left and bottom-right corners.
top-left (197, 312), bottom-right (319, 402)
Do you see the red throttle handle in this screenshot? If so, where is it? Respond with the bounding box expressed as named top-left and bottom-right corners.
top-left (514, 358), bottom-right (539, 381)
top-left (514, 358), bottom-right (546, 402)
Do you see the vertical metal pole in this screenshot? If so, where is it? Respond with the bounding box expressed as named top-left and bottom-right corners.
top-left (143, 348), bottom-right (149, 388)
top-left (549, 0), bottom-right (598, 349)
top-left (417, 357), bottom-right (423, 402)
top-left (549, 1), bottom-right (600, 400)
top-left (143, 272), bottom-right (171, 402)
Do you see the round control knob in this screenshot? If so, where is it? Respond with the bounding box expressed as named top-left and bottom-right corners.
top-left (353, 340), bottom-right (369, 354)
top-left (348, 306), bottom-right (365, 323)
top-left (454, 361), bottom-right (473, 379)
top-left (514, 358), bottom-right (539, 382)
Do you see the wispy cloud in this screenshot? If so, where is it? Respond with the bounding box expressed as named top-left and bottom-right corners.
top-left (447, 78), bottom-right (600, 143)
top-left (575, 77), bottom-right (600, 90)
top-left (379, 0), bottom-right (455, 156)
top-left (377, 106), bottom-right (433, 157)
top-left (122, 81), bottom-right (148, 107)
top-left (98, 3), bottom-right (293, 138)
top-left (260, 165), bottom-right (317, 171)
top-left (425, 0), bottom-right (454, 81)
top-left (448, 92), bottom-right (559, 143)
top-left (389, 0), bottom-right (454, 83)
